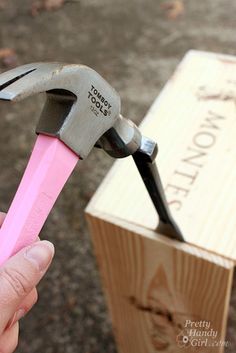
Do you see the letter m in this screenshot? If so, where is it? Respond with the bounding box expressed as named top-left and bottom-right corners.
top-left (201, 110), bottom-right (226, 130)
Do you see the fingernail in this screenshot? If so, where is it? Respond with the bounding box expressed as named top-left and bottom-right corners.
top-left (25, 241), bottom-right (55, 271)
top-left (13, 308), bottom-right (25, 323)
top-left (7, 308), bottom-right (25, 329)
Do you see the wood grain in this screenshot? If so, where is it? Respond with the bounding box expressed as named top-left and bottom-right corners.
top-left (86, 213), bottom-right (234, 353)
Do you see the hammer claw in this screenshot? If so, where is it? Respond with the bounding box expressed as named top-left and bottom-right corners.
top-left (0, 63), bottom-right (65, 101)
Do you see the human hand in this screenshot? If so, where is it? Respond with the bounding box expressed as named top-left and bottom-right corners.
top-left (0, 212), bottom-right (54, 352)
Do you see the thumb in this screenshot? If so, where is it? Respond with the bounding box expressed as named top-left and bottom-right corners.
top-left (0, 240), bottom-right (54, 333)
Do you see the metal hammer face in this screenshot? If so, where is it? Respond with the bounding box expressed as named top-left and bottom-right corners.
top-left (0, 62), bottom-right (121, 158)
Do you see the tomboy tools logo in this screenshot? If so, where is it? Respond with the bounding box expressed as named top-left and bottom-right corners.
top-left (88, 84), bottom-right (112, 117)
top-left (176, 319), bottom-right (231, 349)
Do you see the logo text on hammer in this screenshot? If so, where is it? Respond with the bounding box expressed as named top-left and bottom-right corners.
top-left (88, 85), bottom-right (112, 117)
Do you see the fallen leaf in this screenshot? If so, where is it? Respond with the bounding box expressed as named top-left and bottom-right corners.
top-left (0, 48), bottom-right (18, 68)
top-left (31, 0), bottom-right (65, 16)
top-left (0, 0), bottom-right (5, 10)
top-left (161, 0), bottom-right (184, 20)
top-left (44, 0), bottom-right (65, 10)
top-left (31, 1), bottom-right (41, 16)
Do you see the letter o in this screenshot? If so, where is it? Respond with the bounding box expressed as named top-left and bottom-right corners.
top-left (193, 131), bottom-right (216, 149)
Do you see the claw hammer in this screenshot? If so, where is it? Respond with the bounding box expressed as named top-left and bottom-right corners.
top-left (0, 62), bottom-right (184, 265)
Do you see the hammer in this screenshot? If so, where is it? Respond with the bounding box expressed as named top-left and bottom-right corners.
top-left (0, 63), bottom-right (183, 265)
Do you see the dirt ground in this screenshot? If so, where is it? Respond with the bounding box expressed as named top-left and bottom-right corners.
top-left (0, 0), bottom-right (235, 352)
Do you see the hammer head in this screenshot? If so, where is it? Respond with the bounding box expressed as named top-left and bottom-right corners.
top-left (0, 63), bottom-right (121, 158)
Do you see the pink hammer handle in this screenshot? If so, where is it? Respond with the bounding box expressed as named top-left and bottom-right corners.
top-left (0, 134), bottom-right (79, 266)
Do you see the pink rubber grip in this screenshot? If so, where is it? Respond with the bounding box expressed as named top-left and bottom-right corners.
top-left (0, 134), bottom-right (79, 266)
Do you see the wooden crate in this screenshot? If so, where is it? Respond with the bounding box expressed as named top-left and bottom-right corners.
top-left (86, 51), bottom-right (236, 353)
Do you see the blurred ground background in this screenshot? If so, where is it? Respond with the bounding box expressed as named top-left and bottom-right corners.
top-left (0, 0), bottom-right (235, 352)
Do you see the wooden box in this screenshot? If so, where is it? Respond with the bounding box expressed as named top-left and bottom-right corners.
top-left (86, 51), bottom-right (236, 352)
